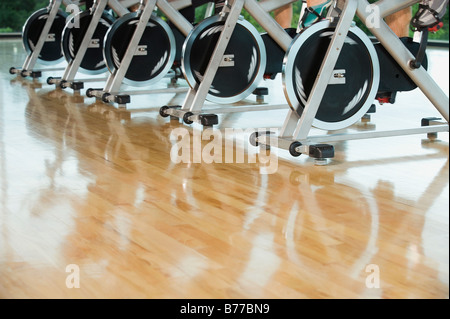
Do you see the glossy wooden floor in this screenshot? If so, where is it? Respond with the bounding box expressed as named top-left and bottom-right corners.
top-left (0, 39), bottom-right (448, 299)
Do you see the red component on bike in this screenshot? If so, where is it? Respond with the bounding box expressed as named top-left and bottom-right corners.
top-left (429, 22), bottom-right (444, 32)
top-left (376, 97), bottom-right (391, 104)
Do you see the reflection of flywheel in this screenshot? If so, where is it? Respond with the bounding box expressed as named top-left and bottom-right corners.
top-left (22, 8), bottom-right (68, 65)
top-left (283, 20), bottom-right (380, 131)
top-left (182, 15), bottom-right (266, 104)
top-left (62, 10), bottom-right (115, 75)
top-left (103, 13), bottom-right (176, 87)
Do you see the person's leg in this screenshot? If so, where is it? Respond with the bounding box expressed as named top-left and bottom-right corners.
top-left (308, 0), bottom-right (412, 37)
top-left (385, 7), bottom-right (412, 38)
top-left (274, 4), bottom-right (293, 29)
top-left (307, 0), bottom-right (324, 5)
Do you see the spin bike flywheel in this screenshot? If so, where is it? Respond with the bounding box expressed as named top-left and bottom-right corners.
top-left (283, 20), bottom-right (380, 131)
top-left (22, 8), bottom-right (68, 65)
top-left (103, 13), bottom-right (176, 87)
top-left (62, 10), bottom-right (115, 75)
top-left (182, 15), bottom-right (266, 104)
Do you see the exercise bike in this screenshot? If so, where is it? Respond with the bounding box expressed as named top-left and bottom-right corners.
top-left (47, 0), bottom-right (140, 91)
top-left (159, 0), bottom-right (305, 127)
top-left (9, 0), bottom-right (82, 79)
top-left (86, 0), bottom-right (216, 108)
top-left (251, 0), bottom-right (449, 164)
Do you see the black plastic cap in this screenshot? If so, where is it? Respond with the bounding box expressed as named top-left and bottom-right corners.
top-left (309, 144), bottom-right (335, 159)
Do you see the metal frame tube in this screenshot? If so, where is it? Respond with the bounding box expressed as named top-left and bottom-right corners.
top-left (302, 125), bottom-right (449, 144)
top-left (109, 0), bottom-right (136, 17)
top-left (62, 0), bottom-right (109, 81)
top-left (245, 0), bottom-right (293, 51)
top-left (168, 0), bottom-right (192, 10)
top-left (158, 0), bottom-right (193, 36)
top-left (119, 0), bottom-right (144, 8)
